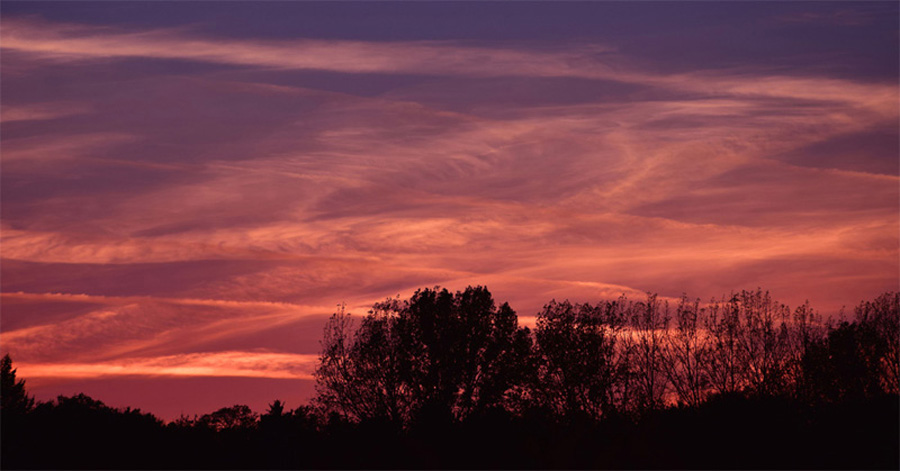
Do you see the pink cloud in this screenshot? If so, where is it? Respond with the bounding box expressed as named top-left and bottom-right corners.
top-left (1, 15), bottom-right (896, 418)
top-left (0, 101), bottom-right (91, 123)
top-left (1, 17), bottom-right (619, 79)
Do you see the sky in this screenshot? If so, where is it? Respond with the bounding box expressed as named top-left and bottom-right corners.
top-left (1, 1), bottom-right (898, 420)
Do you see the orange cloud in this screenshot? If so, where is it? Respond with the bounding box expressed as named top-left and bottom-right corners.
top-left (1, 14), bottom-right (896, 418)
top-left (15, 351), bottom-right (318, 381)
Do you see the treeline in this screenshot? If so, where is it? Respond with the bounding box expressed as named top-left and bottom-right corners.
top-left (316, 288), bottom-right (898, 422)
top-left (1, 288), bottom-right (898, 469)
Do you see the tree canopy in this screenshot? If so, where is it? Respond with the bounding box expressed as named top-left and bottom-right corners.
top-left (315, 286), bottom-right (532, 425)
top-left (315, 287), bottom-right (900, 423)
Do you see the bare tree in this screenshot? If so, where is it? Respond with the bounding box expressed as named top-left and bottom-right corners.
top-left (703, 296), bottom-right (745, 396)
top-left (853, 292), bottom-right (899, 395)
top-left (786, 300), bottom-right (826, 398)
top-left (623, 294), bottom-right (669, 412)
top-left (660, 296), bottom-right (709, 406)
top-left (733, 290), bottom-right (793, 396)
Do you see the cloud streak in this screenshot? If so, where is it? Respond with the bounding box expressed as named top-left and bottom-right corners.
top-left (1, 18), bottom-right (620, 79)
top-left (1, 12), bottom-right (896, 418)
top-left (3, 17), bottom-right (897, 108)
top-left (14, 351), bottom-right (318, 381)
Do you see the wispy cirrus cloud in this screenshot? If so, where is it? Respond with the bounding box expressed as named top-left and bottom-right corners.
top-left (775, 9), bottom-right (880, 26)
top-left (3, 16), bottom-right (897, 109)
top-left (1, 12), bottom-right (896, 418)
top-left (0, 291), bottom-right (340, 369)
top-left (1, 17), bottom-right (619, 79)
top-left (0, 101), bottom-right (91, 123)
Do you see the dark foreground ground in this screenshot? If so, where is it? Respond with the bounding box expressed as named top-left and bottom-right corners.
top-left (2, 393), bottom-right (897, 469)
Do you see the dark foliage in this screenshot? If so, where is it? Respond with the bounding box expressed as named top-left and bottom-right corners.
top-left (2, 289), bottom-right (898, 469)
top-left (1, 355), bottom-right (33, 416)
top-left (315, 286), bottom-right (533, 426)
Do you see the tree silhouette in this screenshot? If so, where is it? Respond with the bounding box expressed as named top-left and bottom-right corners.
top-left (534, 299), bottom-right (629, 419)
top-left (698, 290), bottom-right (795, 397)
top-left (1, 353), bottom-right (34, 415)
top-left (853, 292), bottom-right (900, 394)
top-left (623, 294), bottom-right (669, 413)
top-left (797, 292), bottom-right (899, 406)
top-left (785, 300), bottom-right (826, 399)
top-left (659, 296), bottom-right (709, 407)
top-left (2, 290), bottom-right (898, 469)
top-left (314, 302), bottom-right (409, 424)
top-left (265, 399), bottom-right (285, 417)
top-left (315, 286), bottom-right (532, 426)
top-left (196, 404), bottom-right (259, 432)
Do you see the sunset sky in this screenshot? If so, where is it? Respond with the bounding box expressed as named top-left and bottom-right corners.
top-left (1, 2), bottom-right (897, 419)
